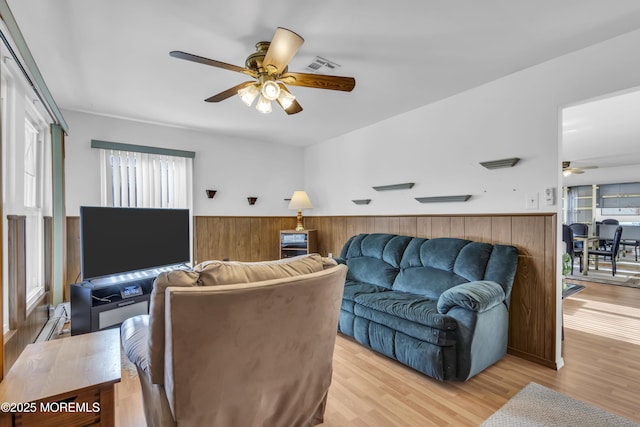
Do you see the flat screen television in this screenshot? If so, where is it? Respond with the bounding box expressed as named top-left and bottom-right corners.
top-left (80, 206), bottom-right (190, 281)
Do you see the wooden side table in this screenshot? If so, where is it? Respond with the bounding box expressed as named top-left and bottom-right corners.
top-left (280, 229), bottom-right (318, 259)
top-left (0, 328), bottom-right (121, 427)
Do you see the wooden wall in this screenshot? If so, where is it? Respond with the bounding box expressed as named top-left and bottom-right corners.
top-left (65, 213), bottom-right (558, 368)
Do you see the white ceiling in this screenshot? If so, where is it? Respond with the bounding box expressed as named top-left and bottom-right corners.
top-left (562, 88), bottom-right (640, 185)
top-left (7, 0), bottom-right (640, 152)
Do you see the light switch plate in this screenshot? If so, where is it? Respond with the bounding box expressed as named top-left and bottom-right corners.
top-left (526, 192), bottom-right (538, 209)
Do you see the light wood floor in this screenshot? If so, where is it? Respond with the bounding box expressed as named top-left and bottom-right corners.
top-left (115, 282), bottom-right (640, 426)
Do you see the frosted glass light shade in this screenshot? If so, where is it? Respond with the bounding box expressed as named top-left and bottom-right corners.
top-left (277, 88), bottom-right (296, 109)
top-left (261, 80), bottom-right (281, 100)
top-left (238, 84), bottom-right (259, 106)
top-left (256, 94), bottom-right (272, 114)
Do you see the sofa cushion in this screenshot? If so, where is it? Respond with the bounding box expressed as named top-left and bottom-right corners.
top-left (353, 304), bottom-right (457, 346)
top-left (342, 280), bottom-right (388, 313)
top-left (452, 242), bottom-right (494, 282)
top-left (393, 266), bottom-right (468, 299)
top-left (195, 253), bottom-right (325, 285)
top-left (346, 257), bottom-right (399, 289)
top-left (419, 238), bottom-right (471, 271)
top-left (348, 234), bottom-right (412, 266)
top-left (354, 291), bottom-right (458, 331)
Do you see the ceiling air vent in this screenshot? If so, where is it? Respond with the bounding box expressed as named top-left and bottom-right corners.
top-left (305, 56), bottom-right (341, 74)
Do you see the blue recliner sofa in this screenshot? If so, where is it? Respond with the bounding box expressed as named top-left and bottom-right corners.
top-left (335, 233), bottom-right (519, 381)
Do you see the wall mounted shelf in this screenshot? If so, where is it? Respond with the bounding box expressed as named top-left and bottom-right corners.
top-left (479, 157), bottom-right (520, 169)
top-left (352, 199), bottom-right (371, 205)
top-left (415, 195), bottom-right (471, 203)
top-left (372, 183), bottom-right (414, 191)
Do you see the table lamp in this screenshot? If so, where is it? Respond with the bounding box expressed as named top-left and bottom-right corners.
top-left (288, 191), bottom-right (313, 231)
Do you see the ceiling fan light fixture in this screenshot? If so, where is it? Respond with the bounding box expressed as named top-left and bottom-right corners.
top-left (261, 80), bottom-right (281, 101)
top-left (238, 84), bottom-right (259, 106)
top-left (277, 87), bottom-right (296, 109)
top-left (256, 94), bottom-right (272, 114)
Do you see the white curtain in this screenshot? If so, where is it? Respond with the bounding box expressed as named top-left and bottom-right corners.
top-left (100, 149), bottom-right (192, 209)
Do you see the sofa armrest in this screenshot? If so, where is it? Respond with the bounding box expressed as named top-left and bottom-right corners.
top-left (437, 281), bottom-right (506, 315)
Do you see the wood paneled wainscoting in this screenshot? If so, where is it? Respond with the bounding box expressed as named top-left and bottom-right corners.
top-left (65, 213), bottom-right (558, 369)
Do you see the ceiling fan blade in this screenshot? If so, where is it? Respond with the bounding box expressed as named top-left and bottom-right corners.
top-left (280, 72), bottom-right (356, 92)
top-left (263, 28), bottom-right (304, 75)
top-left (278, 98), bottom-right (303, 115)
top-left (205, 81), bottom-right (255, 103)
top-left (170, 51), bottom-right (257, 78)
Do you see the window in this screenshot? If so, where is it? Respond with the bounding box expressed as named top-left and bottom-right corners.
top-left (100, 148), bottom-right (192, 209)
top-left (24, 119), bottom-right (39, 208)
top-left (1, 62), bottom-right (51, 319)
top-left (24, 115), bottom-right (48, 308)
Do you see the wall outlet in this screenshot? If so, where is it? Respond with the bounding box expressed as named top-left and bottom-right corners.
top-left (526, 192), bottom-right (539, 209)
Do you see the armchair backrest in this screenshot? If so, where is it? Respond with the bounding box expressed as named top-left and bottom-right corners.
top-left (148, 254), bottom-right (328, 385)
top-left (162, 265), bottom-right (348, 426)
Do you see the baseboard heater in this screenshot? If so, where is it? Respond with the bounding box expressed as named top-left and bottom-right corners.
top-left (35, 302), bottom-right (70, 342)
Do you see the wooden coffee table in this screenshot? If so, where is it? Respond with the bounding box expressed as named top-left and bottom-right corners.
top-left (0, 328), bottom-right (121, 427)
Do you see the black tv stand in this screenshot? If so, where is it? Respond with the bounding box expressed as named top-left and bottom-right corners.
top-left (70, 264), bottom-right (189, 335)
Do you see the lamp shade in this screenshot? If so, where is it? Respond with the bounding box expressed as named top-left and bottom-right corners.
top-left (288, 191), bottom-right (313, 210)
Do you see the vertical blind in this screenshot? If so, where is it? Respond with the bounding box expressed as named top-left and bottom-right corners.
top-left (100, 149), bottom-right (192, 209)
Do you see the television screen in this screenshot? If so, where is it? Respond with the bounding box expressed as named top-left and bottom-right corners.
top-left (80, 206), bottom-right (190, 281)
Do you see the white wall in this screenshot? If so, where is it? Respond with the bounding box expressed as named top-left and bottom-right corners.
top-left (63, 110), bottom-right (305, 216)
top-left (304, 29), bottom-right (640, 216)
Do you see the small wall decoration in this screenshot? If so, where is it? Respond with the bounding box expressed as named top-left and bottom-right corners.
top-left (206, 190), bottom-right (217, 198)
top-left (247, 196), bottom-right (258, 205)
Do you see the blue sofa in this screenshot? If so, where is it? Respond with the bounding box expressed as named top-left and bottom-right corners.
top-left (335, 233), bottom-right (519, 381)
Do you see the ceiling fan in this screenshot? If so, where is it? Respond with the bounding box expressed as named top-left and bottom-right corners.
top-left (562, 161), bottom-right (598, 176)
top-left (170, 27), bottom-right (356, 115)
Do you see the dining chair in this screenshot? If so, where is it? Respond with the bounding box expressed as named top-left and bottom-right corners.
top-left (569, 223), bottom-right (589, 252)
top-left (588, 225), bottom-right (623, 276)
top-left (562, 224), bottom-right (582, 274)
top-left (600, 218), bottom-right (620, 250)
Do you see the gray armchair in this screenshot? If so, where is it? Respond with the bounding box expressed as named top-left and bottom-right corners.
top-left (121, 255), bottom-right (347, 427)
